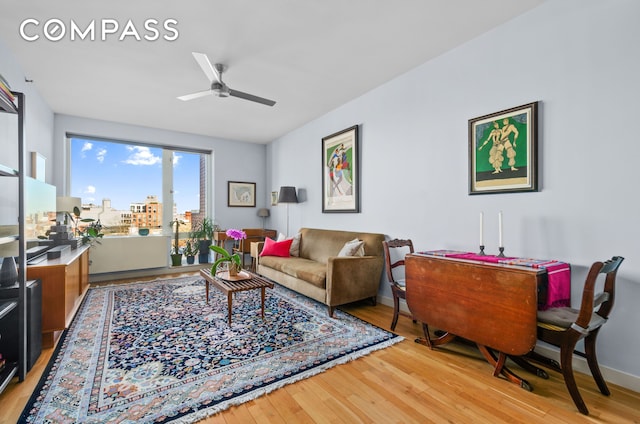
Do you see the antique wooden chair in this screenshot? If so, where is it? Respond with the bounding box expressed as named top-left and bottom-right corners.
top-left (382, 239), bottom-right (415, 331)
top-left (528, 256), bottom-right (624, 415)
top-left (232, 228), bottom-right (268, 270)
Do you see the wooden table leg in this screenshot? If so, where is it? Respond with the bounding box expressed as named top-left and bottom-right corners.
top-left (261, 287), bottom-right (266, 319)
top-left (415, 323), bottom-right (456, 349)
top-left (227, 293), bottom-right (233, 325)
top-left (477, 344), bottom-right (533, 391)
top-left (508, 354), bottom-right (550, 379)
top-left (206, 280), bottom-right (209, 304)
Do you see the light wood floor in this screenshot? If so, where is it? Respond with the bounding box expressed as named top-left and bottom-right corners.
top-left (1, 272), bottom-right (639, 423)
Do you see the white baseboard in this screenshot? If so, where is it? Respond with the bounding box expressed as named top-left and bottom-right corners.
top-left (376, 294), bottom-right (640, 393)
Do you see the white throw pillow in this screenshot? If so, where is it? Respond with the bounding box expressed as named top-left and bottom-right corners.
top-left (338, 238), bottom-right (365, 257)
top-left (290, 232), bottom-right (301, 257)
top-left (277, 232), bottom-right (301, 256)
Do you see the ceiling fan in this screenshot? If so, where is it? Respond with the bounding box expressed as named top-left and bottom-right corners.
top-left (177, 52), bottom-right (276, 107)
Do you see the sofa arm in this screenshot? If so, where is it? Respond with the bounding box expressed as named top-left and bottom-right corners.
top-left (252, 241), bottom-right (265, 265)
top-left (326, 256), bottom-right (384, 307)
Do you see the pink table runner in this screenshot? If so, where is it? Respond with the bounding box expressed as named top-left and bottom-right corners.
top-left (419, 250), bottom-right (571, 310)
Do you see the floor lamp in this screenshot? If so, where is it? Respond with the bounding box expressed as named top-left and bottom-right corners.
top-left (278, 186), bottom-right (298, 237)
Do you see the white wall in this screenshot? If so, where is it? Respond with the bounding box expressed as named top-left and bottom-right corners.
top-left (53, 114), bottom-right (270, 230)
top-left (0, 39), bottom-right (54, 182)
top-left (267, 0), bottom-right (640, 387)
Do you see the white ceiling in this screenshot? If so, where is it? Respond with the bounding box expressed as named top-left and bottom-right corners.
top-left (0, 0), bottom-right (545, 143)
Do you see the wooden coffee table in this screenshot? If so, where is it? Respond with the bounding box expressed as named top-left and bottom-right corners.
top-left (200, 268), bottom-right (274, 325)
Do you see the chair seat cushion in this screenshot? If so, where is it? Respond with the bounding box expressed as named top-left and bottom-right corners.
top-left (537, 307), bottom-right (607, 331)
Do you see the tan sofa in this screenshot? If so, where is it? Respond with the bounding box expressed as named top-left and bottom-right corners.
top-left (256, 227), bottom-right (385, 316)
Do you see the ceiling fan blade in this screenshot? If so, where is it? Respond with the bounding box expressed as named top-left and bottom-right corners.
top-left (177, 90), bottom-right (213, 101)
top-left (229, 89), bottom-right (276, 106)
top-left (192, 52), bottom-right (221, 83)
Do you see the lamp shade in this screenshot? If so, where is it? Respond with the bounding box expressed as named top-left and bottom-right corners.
top-left (257, 208), bottom-right (270, 218)
top-left (56, 196), bottom-right (82, 213)
top-left (278, 186), bottom-right (298, 203)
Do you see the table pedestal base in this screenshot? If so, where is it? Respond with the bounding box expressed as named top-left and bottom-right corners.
top-left (415, 324), bottom-right (534, 391)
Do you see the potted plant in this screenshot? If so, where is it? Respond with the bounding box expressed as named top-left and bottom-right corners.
top-left (193, 217), bottom-right (215, 264)
top-left (184, 238), bottom-right (199, 264)
top-left (210, 229), bottom-right (246, 276)
top-left (170, 219), bottom-right (183, 266)
top-left (68, 206), bottom-right (104, 246)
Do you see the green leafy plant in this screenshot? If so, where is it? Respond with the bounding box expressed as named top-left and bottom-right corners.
top-left (192, 217), bottom-right (214, 240)
top-left (69, 206), bottom-right (104, 246)
top-left (184, 239), bottom-right (199, 256)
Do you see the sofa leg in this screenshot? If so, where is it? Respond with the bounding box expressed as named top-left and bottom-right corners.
top-left (328, 306), bottom-right (335, 317)
top-left (370, 296), bottom-right (377, 306)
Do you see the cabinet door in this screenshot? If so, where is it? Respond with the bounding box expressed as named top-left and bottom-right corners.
top-left (65, 259), bottom-right (80, 324)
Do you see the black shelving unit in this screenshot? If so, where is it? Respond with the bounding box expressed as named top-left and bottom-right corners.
top-left (0, 300), bottom-right (18, 392)
top-left (0, 88), bottom-right (27, 393)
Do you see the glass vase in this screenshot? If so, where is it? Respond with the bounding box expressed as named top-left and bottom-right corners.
top-left (0, 256), bottom-right (18, 287)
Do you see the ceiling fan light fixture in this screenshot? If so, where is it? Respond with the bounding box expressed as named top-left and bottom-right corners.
top-left (180, 53), bottom-right (275, 106)
top-left (211, 82), bottom-right (230, 98)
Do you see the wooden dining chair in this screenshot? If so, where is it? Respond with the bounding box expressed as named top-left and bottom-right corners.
top-left (528, 256), bottom-right (624, 415)
top-left (232, 229), bottom-right (268, 270)
top-left (382, 239), bottom-right (415, 331)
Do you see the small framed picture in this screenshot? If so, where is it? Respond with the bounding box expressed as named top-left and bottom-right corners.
top-left (271, 191), bottom-right (278, 206)
top-left (322, 125), bottom-right (360, 213)
top-left (469, 102), bottom-right (539, 194)
top-left (228, 181), bottom-right (256, 207)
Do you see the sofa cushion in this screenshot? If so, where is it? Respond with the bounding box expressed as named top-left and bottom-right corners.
top-left (260, 237), bottom-right (293, 257)
top-left (259, 256), bottom-right (327, 288)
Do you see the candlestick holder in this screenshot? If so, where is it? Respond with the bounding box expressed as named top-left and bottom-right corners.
top-left (478, 245), bottom-right (486, 255)
top-left (497, 247), bottom-right (505, 257)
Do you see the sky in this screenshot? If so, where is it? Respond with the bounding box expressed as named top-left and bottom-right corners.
top-left (70, 137), bottom-right (201, 213)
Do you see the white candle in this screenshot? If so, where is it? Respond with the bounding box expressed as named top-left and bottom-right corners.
top-left (498, 211), bottom-right (503, 247)
top-left (479, 212), bottom-right (484, 246)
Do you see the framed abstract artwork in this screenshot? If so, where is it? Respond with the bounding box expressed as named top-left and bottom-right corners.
top-left (469, 102), bottom-right (539, 194)
top-left (227, 181), bottom-right (256, 207)
top-left (322, 125), bottom-right (360, 213)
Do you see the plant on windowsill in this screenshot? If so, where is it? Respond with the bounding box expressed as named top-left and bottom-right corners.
top-left (170, 219), bottom-right (184, 266)
top-left (210, 229), bottom-right (246, 277)
top-left (192, 217), bottom-right (216, 264)
top-left (184, 238), bottom-right (199, 265)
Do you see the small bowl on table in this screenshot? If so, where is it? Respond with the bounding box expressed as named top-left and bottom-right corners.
top-left (138, 228), bottom-right (150, 236)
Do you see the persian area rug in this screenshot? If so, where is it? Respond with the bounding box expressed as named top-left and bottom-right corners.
top-left (21, 276), bottom-right (402, 423)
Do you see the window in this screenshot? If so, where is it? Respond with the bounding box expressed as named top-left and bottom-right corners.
top-left (69, 135), bottom-right (209, 238)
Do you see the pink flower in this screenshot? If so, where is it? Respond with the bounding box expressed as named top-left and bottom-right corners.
top-left (225, 229), bottom-right (246, 240)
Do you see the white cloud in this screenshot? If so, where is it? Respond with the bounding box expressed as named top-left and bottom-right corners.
top-left (96, 148), bottom-right (107, 163)
top-left (85, 185), bottom-right (96, 194)
top-left (80, 141), bottom-right (93, 158)
top-left (173, 153), bottom-right (181, 166)
top-left (123, 146), bottom-right (161, 166)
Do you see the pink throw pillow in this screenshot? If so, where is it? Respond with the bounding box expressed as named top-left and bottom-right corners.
top-left (259, 237), bottom-right (293, 257)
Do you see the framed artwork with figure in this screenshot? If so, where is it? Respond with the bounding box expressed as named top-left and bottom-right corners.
top-left (469, 101), bottom-right (539, 195)
top-left (228, 181), bottom-right (256, 207)
top-left (322, 125), bottom-right (360, 213)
